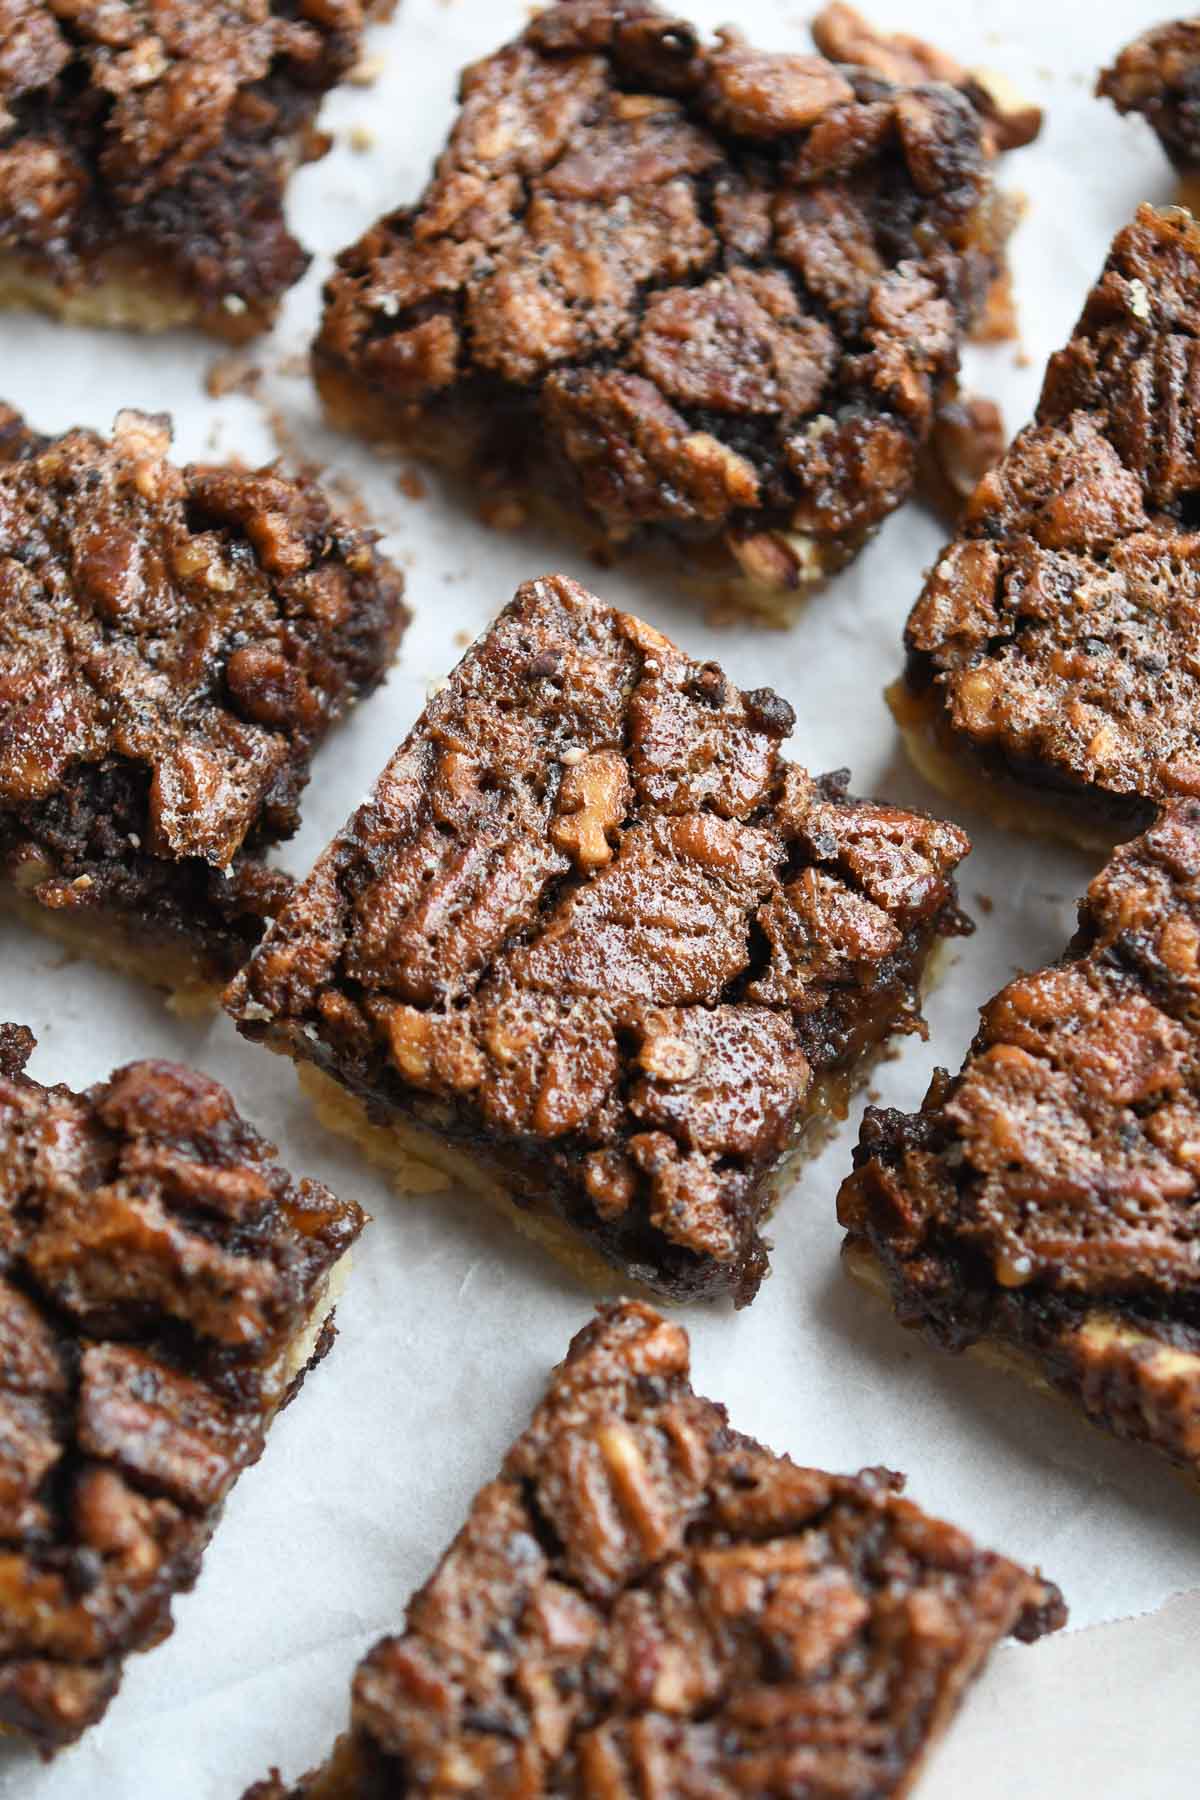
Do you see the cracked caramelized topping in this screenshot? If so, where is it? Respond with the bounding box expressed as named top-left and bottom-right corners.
top-left (0, 1027), bottom-right (363, 1751)
top-left (314, 0), bottom-right (1020, 592)
top-left (229, 575), bottom-right (968, 1305)
top-left (0, 404), bottom-right (407, 987)
top-left (840, 801), bottom-right (1200, 1479)
top-left (901, 204), bottom-right (1200, 838)
top-left (244, 1301), bottom-right (1063, 1800)
top-left (0, 0), bottom-right (394, 334)
top-left (1099, 20), bottom-right (1200, 168)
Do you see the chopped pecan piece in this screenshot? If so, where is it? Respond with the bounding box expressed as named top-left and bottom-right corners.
top-left (840, 800), bottom-right (1200, 1483)
top-left (229, 574), bottom-right (969, 1305)
top-left (812, 5), bottom-right (1042, 154)
top-left (924, 391), bottom-right (1007, 520)
top-left (243, 1302), bottom-right (1063, 1799)
top-left (0, 1032), bottom-right (363, 1750)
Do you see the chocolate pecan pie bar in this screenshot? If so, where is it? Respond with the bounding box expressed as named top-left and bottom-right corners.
top-left (313, 0), bottom-right (1025, 615)
top-left (0, 1023), bottom-right (363, 1751)
top-left (0, 0), bottom-right (395, 339)
top-left (840, 800), bottom-right (1200, 1483)
top-left (228, 575), bottom-right (968, 1305)
top-left (244, 1301), bottom-right (1064, 1800)
top-left (1099, 19), bottom-right (1200, 170)
top-left (893, 204), bottom-right (1200, 852)
top-left (0, 405), bottom-right (407, 1007)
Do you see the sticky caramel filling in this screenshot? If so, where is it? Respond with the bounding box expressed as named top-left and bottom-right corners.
top-left (316, 362), bottom-right (850, 621)
top-left (843, 1239), bottom-right (1200, 1482)
top-left (292, 1009), bottom-right (914, 1306)
top-left (888, 677), bottom-right (1126, 855)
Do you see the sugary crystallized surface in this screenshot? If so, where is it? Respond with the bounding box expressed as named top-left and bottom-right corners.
top-left (0, 404), bottom-right (407, 982)
top-left (840, 799), bottom-right (1200, 1479)
top-left (902, 204), bottom-right (1200, 838)
top-left (0, 0), bottom-right (392, 331)
top-left (230, 575), bottom-right (968, 1305)
top-left (314, 0), bottom-right (1012, 588)
top-left (244, 1302), bottom-right (1063, 1799)
top-left (0, 1026), bottom-right (363, 1751)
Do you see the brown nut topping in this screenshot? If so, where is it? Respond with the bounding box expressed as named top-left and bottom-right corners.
top-left (840, 797), bottom-right (1200, 1482)
top-left (243, 1302), bottom-right (1064, 1799)
top-left (812, 5), bottom-right (1042, 154)
top-left (900, 206), bottom-right (1200, 839)
top-left (312, 0), bottom-right (1027, 594)
top-left (0, 1030), bottom-right (364, 1751)
top-left (1099, 20), bottom-right (1200, 169)
top-left (551, 749), bottom-right (633, 870)
top-left (0, 405), bottom-right (407, 989)
top-left (0, 0), bottom-right (398, 336)
top-left (229, 574), bottom-right (969, 1306)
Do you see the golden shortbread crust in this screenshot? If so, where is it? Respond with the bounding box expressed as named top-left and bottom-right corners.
top-left (296, 1043), bottom-right (897, 1302)
top-left (0, 882), bottom-right (225, 1017)
top-left (0, 251), bottom-right (267, 342)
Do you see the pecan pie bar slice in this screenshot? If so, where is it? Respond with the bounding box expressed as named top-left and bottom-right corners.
top-left (840, 800), bottom-right (1200, 1483)
top-left (0, 0), bottom-right (396, 340)
top-left (0, 1023), bottom-right (364, 1752)
top-left (893, 204), bottom-right (1200, 853)
top-left (0, 405), bottom-right (407, 1008)
top-left (243, 1301), bottom-right (1064, 1800)
top-left (228, 574), bottom-right (969, 1305)
top-left (312, 0), bottom-right (1026, 617)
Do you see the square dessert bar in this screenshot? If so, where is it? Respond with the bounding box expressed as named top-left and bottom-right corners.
top-left (0, 0), bottom-right (395, 339)
top-left (0, 404), bottom-right (407, 1006)
top-left (244, 1301), bottom-right (1064, 1799)
top-left (1099, 20), bottom-right (1200, 170)
top-left (313, 0), bottom-right (1030, 614)
top-left (229, 574), bottom-right (969, 1305)
top-left (840, 800), bottom-right (1200, 1484)
top-left (894, 204), bottom-right (1200, 853)
top-left (0, 1022), bottom-right (364, 1751)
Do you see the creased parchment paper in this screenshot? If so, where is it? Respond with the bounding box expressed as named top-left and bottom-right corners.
top-left (0, 2), bottom-right (1196, 1794)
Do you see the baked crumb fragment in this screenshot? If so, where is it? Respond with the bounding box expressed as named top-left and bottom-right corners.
top-left (840, 799), bottom-right (1200, 1484)
top-left (206, 353), bottom-right (262, 399)
top-left (228, 573), bottom-right (969, 1306)
top-left (894, 204), bottom-right (1200, 852)
top-left (0, 1), bottom-right (396, 339)
top-left (243, 1300), bottom-right (1064, 1800)
top-left (0, 403), bottom-right (408, 1002)
top-left (1099, 20), bottom-right (1200, 169)
top-left (313, 0), bottom-right (1026, 610)
top-left (922, 390), bottom-right (1007, 524)
top-left (0, 1026), bottom-right (364, 1752)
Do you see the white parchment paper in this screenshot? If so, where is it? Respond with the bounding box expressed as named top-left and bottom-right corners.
top-left (0, 2), bottom-right (1197, 1793)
